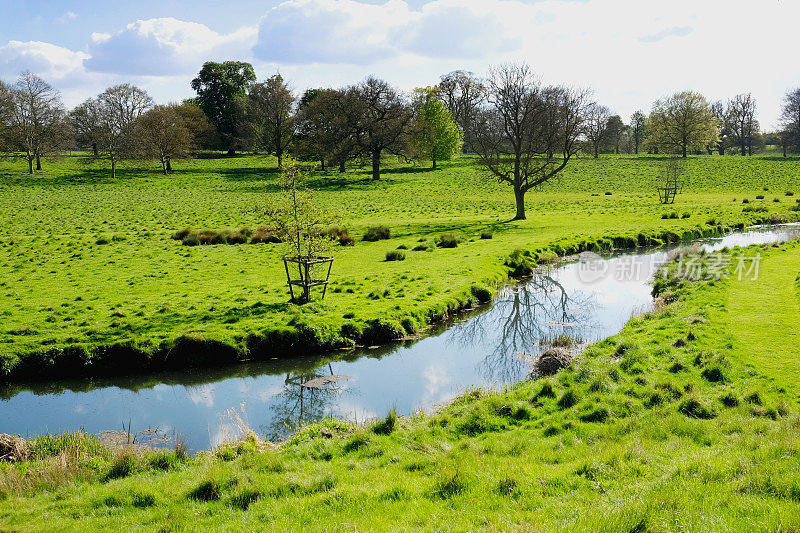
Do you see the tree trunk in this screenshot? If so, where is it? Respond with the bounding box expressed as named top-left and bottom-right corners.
top-left (111, 157), bottom-right (116, 179)
top-left (371, 150), bottom-right (381, 180)
top-left (36, 155), bottom-right (42, 171)
top-left (92, 143), bottom-right (98, 157)
top-left (593, 143), bottom-right (599, 159)
top-left (28, 157), bottom-right (34, 175)
top-left (339, 159), bottom-right (346, 173)
top-left (277, 151), bottom-right (283, 169)
top-left (432, 158), bottom-right (437, 170)
top-left (513, 186), bottom-right (526, 220)
top-left (682, 145), bottom-right (687, 158)
top-left (226, 149), bottom-right (236, 156)
top-left (166, 159), bottom-right (172, 173)
top-left (320, 159), bottom-right (325, 171)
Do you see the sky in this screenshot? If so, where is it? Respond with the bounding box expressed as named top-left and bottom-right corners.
top-left (0, 0), bottom-right (797, 128)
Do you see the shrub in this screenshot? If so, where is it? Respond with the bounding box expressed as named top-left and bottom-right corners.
top-left (228, 488), bottom-right (261, 510)
top-left (701, 365), bottom-right (726, 383)
top-left (226, 231), bottom-right (248, 244)
top-left (720, 392), bottom-right (739, 407)
top-left (131, 491), bottom-right (156, 508)
top-left (343, 433), bottom-right (370, 453)
top-left (250, 226), bottom-right (282, 244)
top-left (401, 317), bottom-right (419, 334)
top-left (181, 234), bottom-right (200, 246)
top-left (556, 388), bottom-right (578, 409)
top-left (430, 469), bottom-right (470, 499)
top-left (535, 381), bottom-right (556, 399)
top-left (786, 191), bottom-right (795, 196)
top-left (437, 233), bottom-right (459, 248)
top-left (363, 226), bottom-right (390, 241)
top-left (470, 285), bottom-right (492, 303)
top-left (372, 409), bottom-right (397, 435)
top-left (329, 227), bottom-right (354, 246)
top-left (385, 250), bottom-right (405, 261)
top-left (412, 244), bottom-right (429, 251)
top-left (189, 480), bottom-right (223, 502)
top-left (678, 398), bottom-right (716, 419)
top-left (171, 228), bottom-right (192, 240)
top-left (755, 195), bottom-right (764, 200)
top-left (681, 212), bottom-right (691, 219)
top-left (579, 407), bottom-right (609, 423)
top-left (480, 231), bottom-right (493, 239)
top-left (505, 249), bottom-right (534, 277)
top-left (103, 453), bottom-right (137, 482)
top-left (95, 236), bottom-right (109, 245)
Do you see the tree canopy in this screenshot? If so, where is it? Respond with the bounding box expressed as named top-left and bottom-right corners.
top-left (191, 61), bottom-right (256, 154)
top-left (646, 91), bottom-right (717, 157)
top-left (410, 88), bottom-right (463, 169)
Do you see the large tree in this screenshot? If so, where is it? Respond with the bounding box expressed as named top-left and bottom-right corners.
top-left (174, 101), bottom-right (218, 150)
top-left (584, 103), bottom-right (611, 158)
top-left (629, 110), bottom-right (647, 154)
top-left (94, 84), bottom-right (153, 178)
top-left (247, 74), bottom-right (295, 167)
top-left (473, 63), bottom-right (588, 220)
top-left (727, 93), bottom-right (758, 156)
top-left (410, 88), bottom-right (462, 169)
top-left (69, 98), bottom-right (103, 156)
top-left (605, 115), bottom-right (626, 154)
top-left (4, 73), bottom-right (68, 174)
top-left (438, 70), bottom-right (484, 152)
top-left (295, 88), bottom-right (354, 172)
top-left (647, 91), bottom-right (717, 157)
top-left (709, 101), bottom-right (732, 155)
top-left (191, 61), bottom-right (256, 155)
top-left (132, 105), bottom-right (194, 174)
top-left (342, 77), bottom-right (411, 180)
top-left (780, 88), bottom-right (800, 154)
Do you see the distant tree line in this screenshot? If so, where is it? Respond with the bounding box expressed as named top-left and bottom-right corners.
top-left (0, 62), bottom-right (799, 184)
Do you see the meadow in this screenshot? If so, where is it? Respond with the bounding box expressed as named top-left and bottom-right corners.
top-left (2, 238), bottom-right (800, 531)
top-left (1, 152), bottom-right (800, 379)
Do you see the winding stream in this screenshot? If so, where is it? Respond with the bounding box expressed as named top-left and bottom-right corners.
top-left (2, 224), bottom-right (799, 451)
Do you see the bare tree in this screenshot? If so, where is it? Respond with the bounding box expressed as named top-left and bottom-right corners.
top-left (780, 88), bottom-right (800, 154)
top-left (95, 84), bottom-right (153, 178)
top-left (248, 74), bottom-right (295, 167)
top-left (584, 103), bottom-right (610, 158)
top-left (133, 105), bottom-right (194, 174)
top-left (4, 73), bottom-right (68, 174)
top-left (473, 63), bottom-right (588, 220)
top-left (727, 93), bottom-right (758, 155)
top-left (709, 101), bottom-right (731, 155)
top-left (342, 77), bottom-right (411, 180)
top-left (438, 70), bottom-right (484, 152)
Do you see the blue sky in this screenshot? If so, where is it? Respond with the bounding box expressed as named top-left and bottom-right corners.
top-left (0, 0), bottom-right (796, 127)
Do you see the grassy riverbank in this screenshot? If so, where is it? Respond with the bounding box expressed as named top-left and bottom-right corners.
top-left (2, 239), bottom-right (800, 531)
top-left (2, 153), bottom-right (799, 379)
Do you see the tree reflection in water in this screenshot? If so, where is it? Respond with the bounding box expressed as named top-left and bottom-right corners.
top-left (263, 363), bottom-right (351, 440)
top-left (449, 269), bottom-right (600, 384)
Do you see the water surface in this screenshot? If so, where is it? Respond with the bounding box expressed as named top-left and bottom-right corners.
top-left (2, 224), bottom-right (797, 451)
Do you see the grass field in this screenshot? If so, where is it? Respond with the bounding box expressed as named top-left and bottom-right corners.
top-left (2, 239), bottom-right (800, 531)
top-left (1, 152), bottom-right (799, 379)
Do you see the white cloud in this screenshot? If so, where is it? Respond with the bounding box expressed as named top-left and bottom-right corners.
top-left (638, 25), bottom-right (693, 43)
top-left (254, 0), bottom-right (415, 65)
top-left (0, 40), bottom-right (88, 80)
top-left (59, 11), bottom-right (78, 23)
top-left (1, 0), bottom-right (799, 126)
top-left (86, 17), bottom-right (257, 76)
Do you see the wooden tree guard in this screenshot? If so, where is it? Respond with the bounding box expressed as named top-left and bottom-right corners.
top-left (283, 256), bottom-right (334, 302)
top-left (657, 176), bottom-right (684, 204)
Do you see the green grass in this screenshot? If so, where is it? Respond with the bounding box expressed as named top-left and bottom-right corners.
top-left (2, 240), bottom-right (800, 530)
top-left (1, 152), bottom-right (799, 378)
